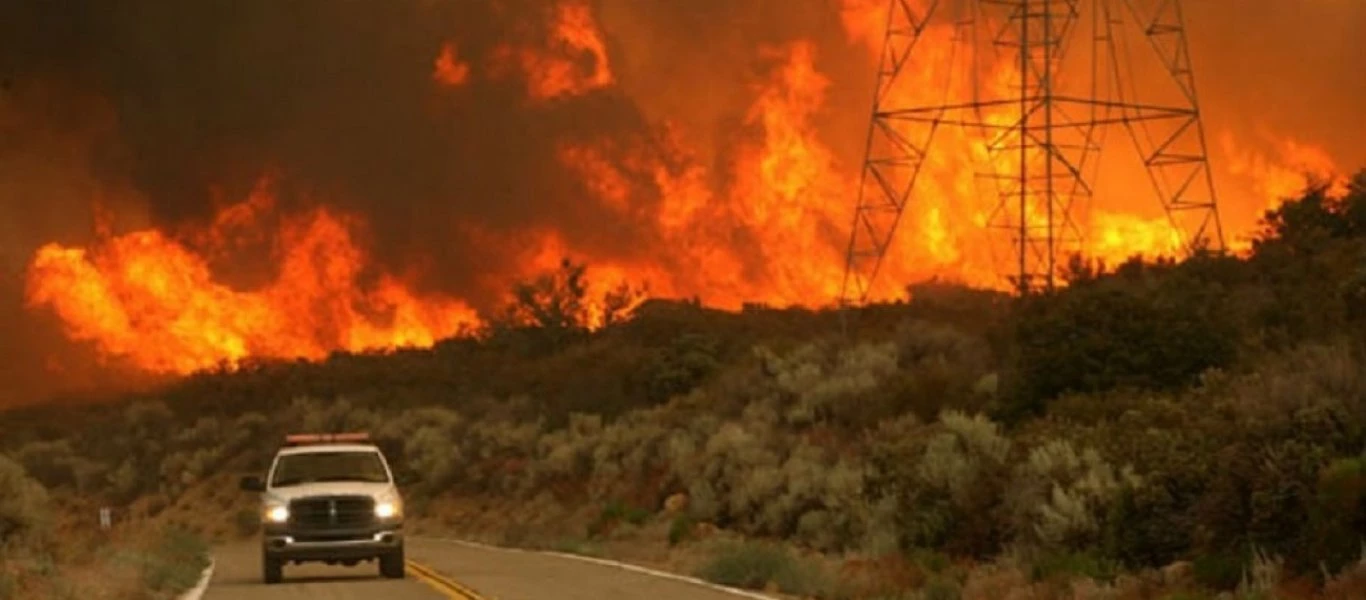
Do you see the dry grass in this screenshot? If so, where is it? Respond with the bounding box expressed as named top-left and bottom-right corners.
top-left (0, 455), bottom-right (210, 600)
top-left (3, 517), bottom-right (208, 600)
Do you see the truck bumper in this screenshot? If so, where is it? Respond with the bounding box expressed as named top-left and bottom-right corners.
top-left (263, 526), bottom-right (404, 562)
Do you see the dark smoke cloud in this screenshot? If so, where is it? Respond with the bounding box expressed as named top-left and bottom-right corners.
top-left (0, 0), bottom-right (695, 308)
top-left (0, 0), bottom-right (877, 306)
top-left (3, 0), bottom-right (1361, 280)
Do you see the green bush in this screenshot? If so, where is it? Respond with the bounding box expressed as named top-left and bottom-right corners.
top-left (1101, 483), bottom-right (1194, 569)
top-left (1029, 550), bottom-right (1118, 583)
top-left (0, 455), bottom-right (49, 544)
top-left (14, 441), bottom-right (78, 491)
top-left (920, 576), bottom-right (962, 600)
top-left (668, 514), bottom-right (695, 546)
top-left (890, 411), bottom-right (1011, 556)
top-left (909, 549), bottom-right (952, 574)
top-left (1006, 265), bottom-right (1239, 418)
top-left (759, 340), bottom-right (901, 429)
top-left (587, 500), bottom-right (651, 538)
top-left (1007, 438), bottom-right (1142, 553)
top-left (141, 526), bottom-right (209, 593)
top-left (1192, 547), bottom-right (1248, 591)
top-left (696, 540), bottom-right (821, 594)
top-left (1308, 457), bottom-right (1366, 574)
top-left (641, 333), bottom-right (722, 403)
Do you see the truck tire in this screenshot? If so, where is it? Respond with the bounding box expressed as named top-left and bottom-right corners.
top-left (263, 555), bottom-right (283, 584)
top-left (379, 546), bottom-right (405, 579)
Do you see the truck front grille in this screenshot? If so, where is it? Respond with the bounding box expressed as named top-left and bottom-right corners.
top-left (288, 495), bottom-right (375, 529)
top-left (292, 532), bottom-right (374, 543)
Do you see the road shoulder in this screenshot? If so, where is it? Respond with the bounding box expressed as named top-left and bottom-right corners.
top-left (176, 559), bottom-right (216, 600)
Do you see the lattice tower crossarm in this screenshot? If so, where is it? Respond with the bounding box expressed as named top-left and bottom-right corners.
top-left (839, 0), bottom-right (1223, 306)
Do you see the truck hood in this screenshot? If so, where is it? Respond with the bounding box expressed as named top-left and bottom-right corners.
top-left (263, 482), bottom-right (397, 504)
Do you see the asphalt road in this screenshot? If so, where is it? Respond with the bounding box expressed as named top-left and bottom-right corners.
top-left (202, 541), bottom-right (441, 600)
top-left (202, 538), bottom-right (767, 600)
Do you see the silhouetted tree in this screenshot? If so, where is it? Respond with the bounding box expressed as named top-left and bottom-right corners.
top-left (489, 258), bottom-right (647, 355)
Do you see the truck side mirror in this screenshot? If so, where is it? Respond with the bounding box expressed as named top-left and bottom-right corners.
top-left (240, 475), bottom-right (265, 492)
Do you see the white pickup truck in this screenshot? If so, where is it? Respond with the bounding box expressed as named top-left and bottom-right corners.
top-left (239, 433), bottom-right (406, 584)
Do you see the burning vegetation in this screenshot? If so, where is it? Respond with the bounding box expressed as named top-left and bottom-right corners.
top-left (24, 179), bottom-right (481, 374)
top-left (0, 0), bottom-right (1360, 385)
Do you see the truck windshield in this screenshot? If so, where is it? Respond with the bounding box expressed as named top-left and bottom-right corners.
top-left (270, 451), bottom-right (390, 487)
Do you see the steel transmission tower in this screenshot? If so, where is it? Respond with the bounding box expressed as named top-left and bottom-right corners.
top-left (840, 0), bottom-right (1224, 304)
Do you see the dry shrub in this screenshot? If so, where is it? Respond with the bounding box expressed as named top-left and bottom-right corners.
top-left (896, 319), bottom-right (992, 369)
top-left (1235, 546), bottom-right (1283, 600)
top-left (664, 414), bottom-right (867, 549)
top-left (1066, 578), bottom-right (1122, 600)
top-left (0, 456), bottom-right (49, 545)
top-left (958, 555), bottom-right (1136, 600)
top-left (919, 412), bottom-right (1011, 501)
top-left (759, 340), bottom-right (901, 428)
top-left (908, 411), bottom-right (1012, 554)
top-left (695, 540), bottom-right (831, 596)
top-left (1220, 342), bottom-right (1366, 445)
top-left (13, 441), bottom-right (78, 492)
top-left (387, 407), bottom-right (466, 493)
top-left (516, 342), bottom-right (892, 552)
top-left (1324, 548), bottom-right (1366, 600)
top-left (835, 554), bottom-right (926, 598)
top-left (458, 416), bottom-right (544, 496)
top-left (140, 526), bottom-right (211, 594)
top-left (586, 411), bottom-right (673, 503)
top-left (293, 396), bottom-right (384, 434)
top-left (1007, 440), bottom-right (1142, 551)
top-left (536, 413), bottom-right (602, 489)
top-left (959, 561), bottom-right (1035, 600)
top-left (690, 421), bottom-right (782, 528)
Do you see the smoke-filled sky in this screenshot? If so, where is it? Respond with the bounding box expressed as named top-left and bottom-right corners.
top-left (0, 0), bottom-right (1362, 405)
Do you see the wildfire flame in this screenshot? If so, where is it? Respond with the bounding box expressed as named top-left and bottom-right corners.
top-left (1222, 130), bottom-right (1350, 206)
top-left (21, 0), bottom-right (1353, 377)
top-left (25, 180), bottom-right (479, 375)
top-left (491, 0), bottom-right (614, 101)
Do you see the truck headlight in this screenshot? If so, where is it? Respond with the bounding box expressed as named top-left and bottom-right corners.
top-left (375, 502), bottom-right (400, 519)
top-left (265, 505), bottom-right (289, 523)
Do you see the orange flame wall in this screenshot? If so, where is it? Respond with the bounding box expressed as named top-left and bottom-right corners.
top-left (4, 0), bottom-right (1362, 380)
top-left (25, 180), bottom-right (479, 373)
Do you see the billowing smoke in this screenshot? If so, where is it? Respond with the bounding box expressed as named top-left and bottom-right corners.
top-left (5, 1), bottom-right (646, 302)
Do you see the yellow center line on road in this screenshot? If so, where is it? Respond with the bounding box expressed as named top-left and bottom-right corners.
top-left (407, 559), bottom-right (488, 600)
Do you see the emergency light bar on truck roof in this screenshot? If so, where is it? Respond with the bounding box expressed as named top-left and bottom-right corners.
top-left (282, 432), bottom-right (372, 446)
